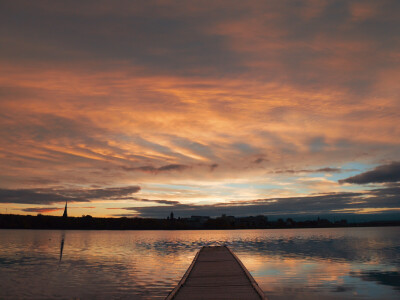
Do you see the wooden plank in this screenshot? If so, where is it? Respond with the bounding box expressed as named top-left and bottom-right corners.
top-left (165, 246), bottom-right (265, 300)
top-left (165, 248), bottom-right (201, 300)
top-left (226, 246), bottom-right (266, 299)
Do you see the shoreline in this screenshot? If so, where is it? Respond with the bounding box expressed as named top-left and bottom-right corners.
top-left (1, 213), bottom-right (399, 230)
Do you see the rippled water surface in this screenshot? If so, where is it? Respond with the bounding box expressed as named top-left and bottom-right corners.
top-left (0, 227), bottom-right (399, 299)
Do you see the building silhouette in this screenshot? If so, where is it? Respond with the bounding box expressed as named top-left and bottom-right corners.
top-left (62, 201), bottom-right (68, 218)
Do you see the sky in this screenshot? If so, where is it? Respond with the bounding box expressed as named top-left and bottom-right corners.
top-left (0, 0), bottom-right (399, 220)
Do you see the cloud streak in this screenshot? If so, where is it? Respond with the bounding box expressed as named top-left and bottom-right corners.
top-left (0, 1), bottom-right (399, 218)
top-left (0, 186), bottom-right (140, 205)
top-left (339, 162), bottom-right (400, 184)
top-left (118, 184), bottom-right (400, 218)
top-left (122, 164), bottom-right (189, 174)
top-left (276, 167), bottom-right (347, 174)
top-left (21, 207), bottom-right (63, 213)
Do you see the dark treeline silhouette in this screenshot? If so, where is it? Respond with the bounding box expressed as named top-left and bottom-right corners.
top-left (0, 213), bottom-right (399, 230)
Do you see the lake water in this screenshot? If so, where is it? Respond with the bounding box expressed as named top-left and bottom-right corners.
top-left (0, 227), bottom-right (399, 299)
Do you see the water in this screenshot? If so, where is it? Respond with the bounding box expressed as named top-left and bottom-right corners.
top-left (0, 227), bottom-right (399, 299)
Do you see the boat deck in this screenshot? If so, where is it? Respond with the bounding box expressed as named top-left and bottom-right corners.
top-left (166, 246), bottom-right (265, 300)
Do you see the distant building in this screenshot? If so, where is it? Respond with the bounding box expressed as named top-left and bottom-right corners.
top-left (188, 216), bottom-right (210, 228)
top-left (190, 216), bottom-right (210, 223)
top-left (62, 201), bottom-right (68, 218)
top-left (220, 214), bottom-right (235, 222)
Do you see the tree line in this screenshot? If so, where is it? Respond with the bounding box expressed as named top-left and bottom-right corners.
top-left (0, 213), bottom-right (399, 230)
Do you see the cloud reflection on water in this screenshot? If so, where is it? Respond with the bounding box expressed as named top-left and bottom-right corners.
top-left (0, 228), bottom-right (399, 299)
top-left (353, 270), bottom-right (400, 290)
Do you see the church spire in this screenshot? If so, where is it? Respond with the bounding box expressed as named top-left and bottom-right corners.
top-left (63, 200), bottom-right (68, 218)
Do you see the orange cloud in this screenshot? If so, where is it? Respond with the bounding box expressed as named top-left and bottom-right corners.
top-left (0, 0), bottom-right (399, 217)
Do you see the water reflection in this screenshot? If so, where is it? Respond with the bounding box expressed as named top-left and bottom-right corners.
top-left (134, 228), bottom-right (400, 267)
top-left (59, 231), bottom-right (65, 262)
top-left (353, 270), bottom-right (400, 290)
top-left (0, 227), bottom-right (399, 299)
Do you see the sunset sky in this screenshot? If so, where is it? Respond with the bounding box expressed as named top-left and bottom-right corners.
top-left (1, 0), bottom-right (399, 220)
